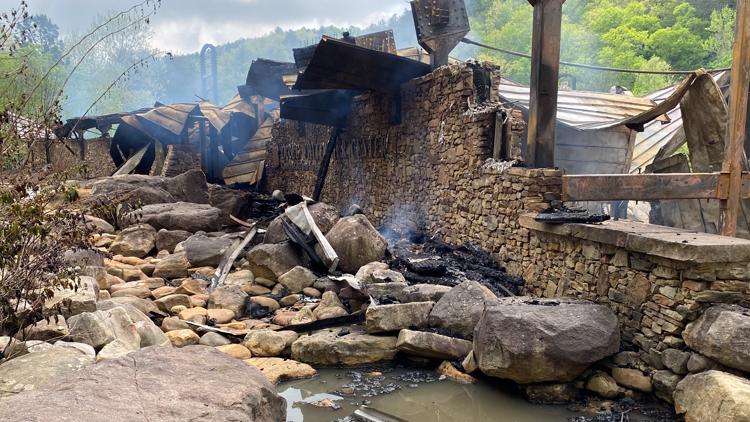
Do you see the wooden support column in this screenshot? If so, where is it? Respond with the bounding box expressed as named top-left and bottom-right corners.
top-left (526, 0), bottom-right (565, 168)
top-left (721, 0), bottom-right (750, 237)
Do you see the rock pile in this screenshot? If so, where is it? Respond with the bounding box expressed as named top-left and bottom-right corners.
top-left (7, 170), bottom-right (747, 421)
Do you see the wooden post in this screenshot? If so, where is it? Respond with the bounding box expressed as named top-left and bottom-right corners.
top-left (526, 0), bottom-right (565, 168)
top-left (313, 127), bottom-right (341, 202)
top-left (720, 0), bottom-right (750, 237)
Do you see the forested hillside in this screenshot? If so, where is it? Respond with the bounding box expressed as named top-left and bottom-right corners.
top-left (469, 0), bottom-right (736, 94)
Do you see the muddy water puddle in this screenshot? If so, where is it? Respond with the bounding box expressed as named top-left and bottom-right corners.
top-left (278, 367), bottom-right (673, 422)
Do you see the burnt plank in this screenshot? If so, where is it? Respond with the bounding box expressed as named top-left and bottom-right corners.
top-left (562, 173), bottom-right (750, 202)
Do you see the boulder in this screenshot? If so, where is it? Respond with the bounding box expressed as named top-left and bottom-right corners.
top-left (153, 251), bottom-right (190, 279)
top-left (473, 297), bottom-right (620, 384)
top-left (208, 285), bottom-right (247, 318)
top-left (207, 308), bottom-right (236, 324)
top-left (174, 278), bottom-right (208, 296)
top-left (244, 357), bottom-right (317, 384)
top-left (226, 270), bottom-right (255, 286)
top-left (179, 307), bottom-right (208, 323)
top-left (290, 307), bottom-right (316, 325)
top-left (183, 234), bottom-right (235, 267)
top-left (209, 184), bottom-right (251, 223)
top-left (355, 262), bottom-right (389, 283)
top-left (262, 218), bottom-right (287, 244)
top-left (200, 332), bottom-right (231, 347)
top-left (134, 321), bottom-right (171, 348)
top-left (291, 327), bottom-right (398, 366)
top-left (312, 291), bottom-right (348, 320)
top-left (280, 294), bottom-right (302, 307)
top-left (111, 287), bottom-right (152, 299)
top-left (662, 348), bottom-right (691, 375)
top-left (16, 315), bottom-right (69, 341)
top-left (0, 346), bottom-right (285, 422)
top-left (128, 202), bottom-right (223, 232)
top-left (109, 224), bottom-right (156, 258)
top-left (365, 302), bottom-right (434, 334)
top-left (161, 317), bottom-right (191, 332)
top-left (63, 248), bottom-right (105, 267)
top-left (652, 370), bottom-right (683, 403)
top-left (97, 338), bottom-right (138, 361)
top-left (428, 280), bottom-right (496, 339)
top-left (674, 370), bottom-right (750, 422)
top-left (687, 353), bottom-right (721, 373)
top-left (45, 276), bottom-right (98, 318)
top-left (166, 329), bottom-right (200, 347)
top-left (216, 344), bottom-right (252, 360)
top-left (52, 341), bottom-right (96, 358)
top-left (246, 243), bottom-right (304, 281)
top-left (0, 348), bottom-right (94, 398)
top-left (324, 215), bottom-right (387, 273)
top-left (306, 202), bottom-right (340, 234)
top-left (362, 282), bottom-right (408, 303)
top-left (250, 297), bottom-right (280, 312)
top-left (84, 215), bottom-right (114, 234)
top-left (90, 169), bottom-right (210, 204)
top-left (278, 266), bottom-right (316, 294)
top-left (155, 229), bottom-right (192, 253)
top-left (586, 372), bottom-right (620, 399)
top-left (98, 297), bottom-right (165, 318)
top-left (154, 294), bottom-right (192, 313)
top-left (67, 311), bottom-right (117, 349)
top-left (396, 329), bottom-right (472, 360)
top-left (683, 305), bottom-right (750, 373)
top-left (370, 269), bottom-right (406, 284)
top-left (402, 284), bottom-right (452, 303)
top-left (612, 368), bottom-right (652, 392)
top-left (243, 330), bottom-right (298, 357)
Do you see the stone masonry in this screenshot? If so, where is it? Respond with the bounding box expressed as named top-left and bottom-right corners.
top-left (264, 62), bottom-right (750, 383)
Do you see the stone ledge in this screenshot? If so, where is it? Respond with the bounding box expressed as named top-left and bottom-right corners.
top-left (520, 214), bottom-right (750, 264)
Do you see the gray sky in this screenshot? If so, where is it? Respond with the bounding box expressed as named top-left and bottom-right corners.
top-left (1, 0), bottom-right (411, 53)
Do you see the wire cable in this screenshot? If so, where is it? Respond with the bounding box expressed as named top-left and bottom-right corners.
top-left (461, 37), bottom-right (732, 75)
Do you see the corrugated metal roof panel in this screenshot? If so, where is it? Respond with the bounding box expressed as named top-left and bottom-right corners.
top-left (498, 82), bottom-right (667, 130)
top-left (223, 111), bottom-right (279, 185)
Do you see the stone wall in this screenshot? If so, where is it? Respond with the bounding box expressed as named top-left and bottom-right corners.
top-left (28, 137), bottom-right (115, 179)
top-left (266, 63), bottom-right (513, 233)
top-left (264, 62), bottom-right (750, 385)
top-left (161, 144), bottom-right (201, 177)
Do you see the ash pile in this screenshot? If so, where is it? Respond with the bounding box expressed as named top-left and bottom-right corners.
top-left (388, 238), bottom-right (524, 298)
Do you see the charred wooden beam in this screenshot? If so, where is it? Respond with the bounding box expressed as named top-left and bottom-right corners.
top-left (562, 173), bottom-right (750, 202)
top-left (720, 0), bottom-right (750, 237)
top-left (313, 127), bottom-right (342, 202)
top-left (526, 0), bottom-right (565, 168)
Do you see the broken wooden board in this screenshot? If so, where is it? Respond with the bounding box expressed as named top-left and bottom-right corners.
top-left (562, 173), bottom-right (750, 202)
